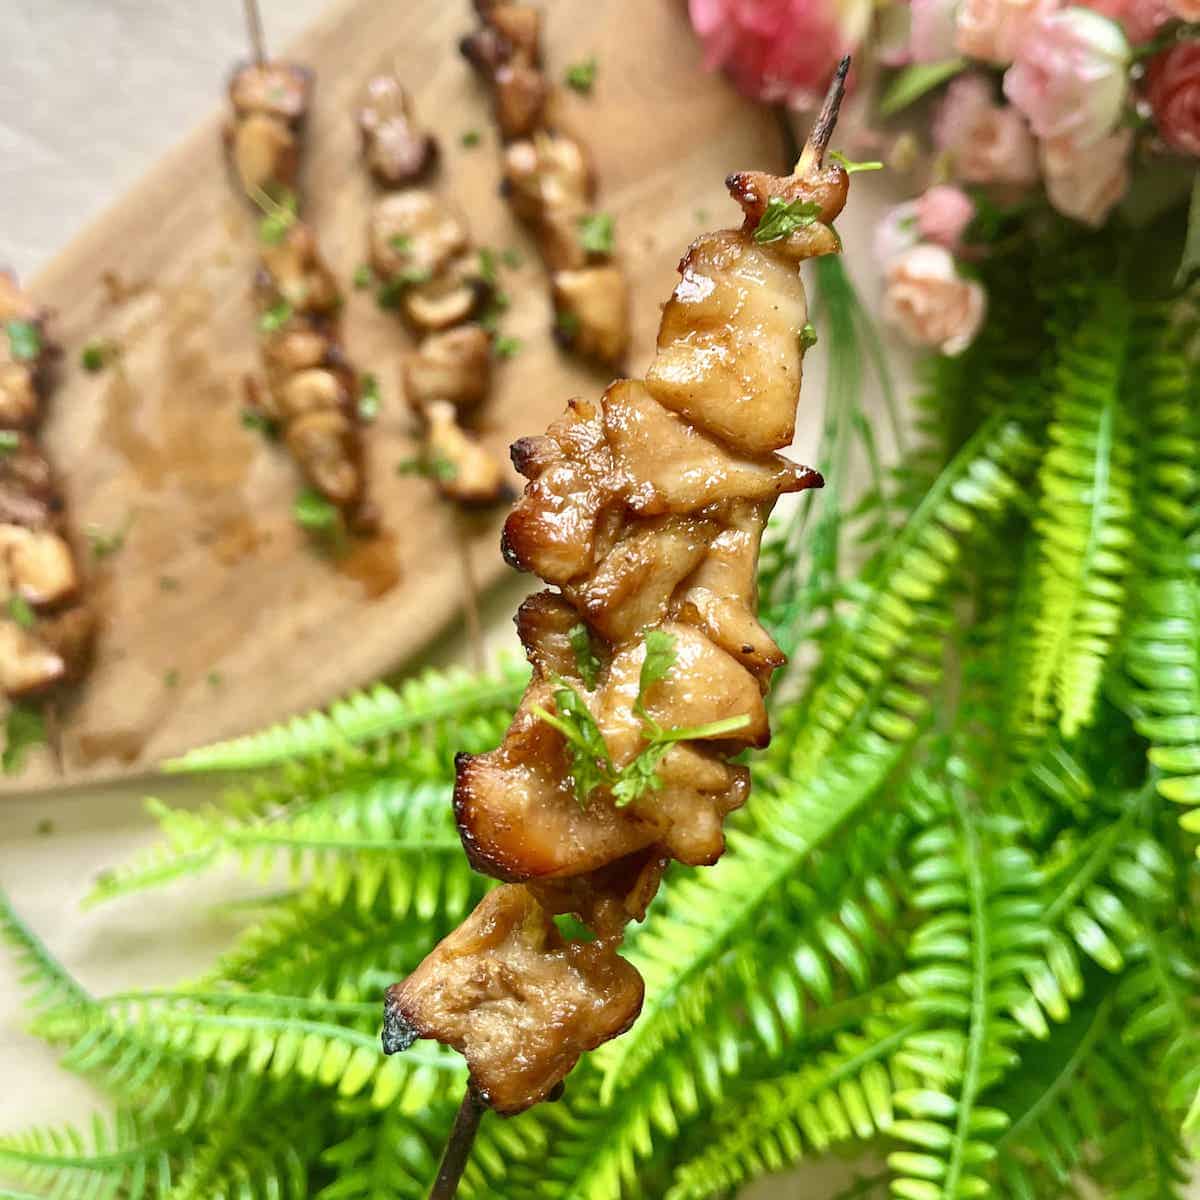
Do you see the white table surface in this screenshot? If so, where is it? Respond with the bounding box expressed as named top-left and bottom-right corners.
top-left (0, 5), bottom-right (985, 1199)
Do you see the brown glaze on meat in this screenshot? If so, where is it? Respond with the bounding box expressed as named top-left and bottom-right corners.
top-left (357, 69), bottom-right (509, 510)
top-left (0, 276), bottom-right (94, 700)
top-left (226, 61), bottom-right (375, 533)
top-left (388, 83), bottom-right (852, 1109)
top-left (462, 3), bottom-right (631, 366)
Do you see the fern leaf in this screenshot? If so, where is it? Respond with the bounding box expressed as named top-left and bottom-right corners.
top-left (167, 659), bottom-right (528, 773)
top-left (1028, 283), bottom-right (1135, 737)
top-left (0, 887), bottom-right (90, 1015)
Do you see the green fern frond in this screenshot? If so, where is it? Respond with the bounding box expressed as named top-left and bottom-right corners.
top-left (0, 887), bottom-right (90, 1017)
top-left (0, 1109), bottom-right (176, 1199)
top-left (167, 658), bottom-right (528, 773)
top-left (1028, 283), bottom-right (1135, 737)
top-left (666, 1015), bottom-right (921, 1200)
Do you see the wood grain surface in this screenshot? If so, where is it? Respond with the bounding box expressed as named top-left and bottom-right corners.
top-left (8, 0), bottom-right (779, 789)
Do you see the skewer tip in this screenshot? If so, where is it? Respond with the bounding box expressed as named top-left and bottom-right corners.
top-left (795, 55), bottom-right (851, 176)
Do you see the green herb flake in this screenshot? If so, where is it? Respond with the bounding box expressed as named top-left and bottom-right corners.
top-left (159, 575), bottom-right (180, 591)
top-left (480, 290), bottom-right (510, 333)
top-left (35, 818), bottom-right (54, 836)
top-left (241, 408), bottom-right (279, 438)
top-left (353, 264), bottom-right (375, 290)
top-left (258, 300), bottom-right (293, 333)
top-left (3, 704), bottom-right (46, 775)
top-left (0, 431), bottom-right (19, 455)
top-left (829, 150), bottom-right (885, 175)
top-left (478, 247), bottom-right (498, 286)
top-left (389, 234), bottom-right (413, 254)
top-left (800, 322), bottom-right (819, 351)
top-left (164, 668), bottom-right (180, 689)
top-left (87, 520), bottom-right (129, 560)
top-left (532, 682), bottom-right (613, 806)
top-left (6, 594), bottom-right (35, 629)
top-left (555, 310), bottom-right (581, 339)
top-left (753, 197), bottom-right (823, 244)
top-left (395, 456), bottom-right (455, 482)
top-left (80, 340), bottom-right (115, 372)
top-left (5, 320), bottom-right (41, 362)
top-left (461, 129), bottom-right (482, 147)
top-left (568, 622), bottom-right (602, 690)
top-left (501, 247), bottom-right (523, 269)
top-left (207, 671), bottom-right (223, 688)
top-left (636, 628), bottom-right (678, 719)
top-left (564, 56), bottom-right (598, 94)
top-left (358, 374), bottom-right (381, 423)
top-left (293, 488), bottom-right (341, 533)
top-left (258, 189), bottom-right (298, 244)
top-left (577, 212), bottom-right (615, 256)
top-left (494, 335), bottom-right (522, 359)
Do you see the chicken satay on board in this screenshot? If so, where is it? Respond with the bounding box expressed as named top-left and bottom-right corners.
top-left (383, 58), bottom-right (852, 1198)
top-left (225, 18), bottom-right (376, 536)
top-left (461, 0), bottom-right (631, 367)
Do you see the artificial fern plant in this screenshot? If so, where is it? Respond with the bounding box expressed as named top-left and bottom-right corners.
top-left (2, 214), bottom-right (1199, 1200)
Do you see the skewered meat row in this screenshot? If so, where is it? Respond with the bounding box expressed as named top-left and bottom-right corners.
top-left (226, 61), bottom-right (375, 532)
top-left (358, 70), bottom-right (507, 507)
top-left (384, 110), bottom-right (851, 1115)
top-left (0, 274), bottom-right (93, 702)
top-left (461, 1), bottom-right (630, 366)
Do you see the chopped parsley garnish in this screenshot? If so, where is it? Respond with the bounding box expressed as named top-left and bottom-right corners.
top-left (0, 431), bottom-right (19, 455)
top-left (568, 622), bottom-right (602, 690)
top-left (6, 594), bottom-right (35, 629)
top-left (752, 197), bottom-right (822, 244)
top-left (494, 335), bottom-right (522, 359)
top-left (358, 373), bottom-right (381, 423)
top-left (829, 150), bottom-right (885, 175)
top-left (293, 488), bottom-right (341, 533)
top-left (164, 668), bottom-right (180, 688)
top-left (479, 289), bottom-right (510, 333)
top-left (502, 247), bottom-right (523, 269)
top-left (555, 310), bottom-right (581, 338)
top-left (577, 212), bottom-right (615, 256)
top-left (159, 575), bottom-right (180, 591)
top-left (461, 129), bottom-right (481, 147)
top-left (87, 519), bottom-right (130, 560)
top-left (534, 629), bottom-right (750, 807)
top-left (353, 264), bottom-right (375, 290)
top-left (800, 322), bottom-right (819, 351)
top-left (258, 300), bottom-right (293, 333)
top-left (207, 671), bottom-right (223, 688)
top-left (257, 189), bottom-right (298, 244)
top-left (81, 340), bottom-right (115, 372)
top-left (241, 407), bottom-right (279, 438)
top-left (3, 704), bottom-right (46, 775)
top-left (564, 56), bottom-right (598, 94)
top-left (377, 268), bottom-right (432, 309)
top-left (395, 455), bottom-right (457, 482)
top-left (5, 320), bottom-right (41, 362)
top-left (389, 234), bottom-right (412, 253)
top-left (478, 247), bottom-right (498, 286)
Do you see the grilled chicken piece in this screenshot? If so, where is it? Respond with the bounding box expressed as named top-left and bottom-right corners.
top-left (503, 134), bottom-right (594, 271)
top-left (385, 884), bottom-right (642, 1114)
top-left (0, 621), bottom-right (65, 697)
top-left (0, 526), bottom-right (78, 607)
top-left (259, 222), bottom-right (340, 315)
top-left (0, 440), bottom-right (59, 531)
top-left (286, 409), bottom-right (364, 510)
top-left (402, 326), bottom-right (492, 415)
top-left (460, 2), bottom-right (548, 139)
top-left (401, 259), bottom-right (487, 332)
top-left (359, 73), bottom-right (437, 187)
top-left (390, 73), bottom-right (851, 1115)
top-left (1, 273), bottom-right (51, 431)
top-left (368, 191), bottom-right (469, 282)
top-left (551, 267), bottom-right (629, 366)
top-left (225, 62), bottom-right (312, 200)
top-left (423, 402), bottom-right (507, 506)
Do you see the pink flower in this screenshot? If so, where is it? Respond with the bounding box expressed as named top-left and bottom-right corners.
top-left (1146, 42), bottom-right (1200, 157)
top-left (687, 0), bottom-right (868, 107)
top-left (955, 0), bottom-right (1060, 65)
top-left (911, 0), bottom-right (960, 61)
top-left (1082, 0), bottom-right (1170, 43)
top-left (1003, 8), bottom-right (1130, 148)
top-left (1040, 127), bottom-right (1132, 223)
top-left (934, 74), bottom-right (1040, 184)
top-left (916, 185), bottom-right (976, 251)
top-left (883, 244), bottom-right (987, 356)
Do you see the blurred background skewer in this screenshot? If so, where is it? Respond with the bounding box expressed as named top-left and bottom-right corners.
top-left (243, 0), bottom-right (267, 64)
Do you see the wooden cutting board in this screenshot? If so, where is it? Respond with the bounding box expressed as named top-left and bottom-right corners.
top-left (7, 0), bottom-right (779, 790)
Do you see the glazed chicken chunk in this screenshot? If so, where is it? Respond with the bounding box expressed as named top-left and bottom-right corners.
top-left (460, 0), bottom-right (548, 139)
top-left (358, 72), bottom-right (437, 186)
top-left (226, 61), bottom-right (312, 199)
top-left (387, 67), bottom-right (852, 1115)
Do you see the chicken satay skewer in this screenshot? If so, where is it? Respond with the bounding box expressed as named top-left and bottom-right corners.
top-left (405, 58), bottom-right (852, 1200)
top-left (242, 0), bottom-right (267, 66)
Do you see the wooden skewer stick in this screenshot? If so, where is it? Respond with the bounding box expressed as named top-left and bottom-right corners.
top-left (794, 55), bottom-right (851, 176)
top-left (243, 0), bottom-right (268, 65)
top-left (428, 1088), bottom-right (486, 1200)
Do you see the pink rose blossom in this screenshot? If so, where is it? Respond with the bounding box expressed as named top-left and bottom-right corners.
top-left (1166, 0), bottom-right (1200, 20)
top-left (883, 244), bottom-right (987, 356)
top-left (1082, 0), bottom-right (1170, 43)
top-left (1146, 42), bottom-right (1200, 157)
top-left (916, 185), bottom-right (976, 251)
top-left (955, 0), bottom-right (1060, 65)
top-left (934, 74), bottom-right (1040, 184)
top-left (1003, 8), bottom-right (1130, 148)
top-left (687, 0), bottom-right (868, 107)
top-left (911, 0), bottom-right (961, 61)
top-left (1040, 128), bottom-right (1132, 224)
